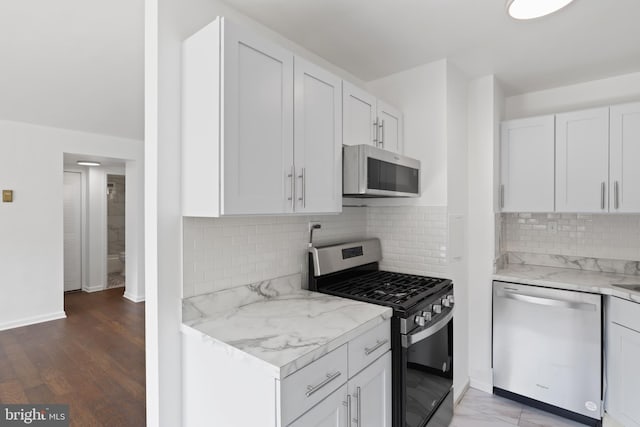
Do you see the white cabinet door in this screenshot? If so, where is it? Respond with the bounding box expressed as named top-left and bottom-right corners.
top-left (343, 81), bottom-right (377, 148)
top-left (610, 102), bottom-right (640, 213)
top-left (607, 322), bottom-right (640, 427)
top-left (294, 57), bottom-right (342, 214)
top-left (500, 115), bottom-right (555, 212)
top-left (288, 384), bottom-right (349, 427)
top-left (376, 101), bottom-right (403, 154)
top-left (222, 18), bottom-right (294, 215)
top-left (555, 107), bottom-right (610, 212)
top-left (348, 352), bottom-right (392, 427)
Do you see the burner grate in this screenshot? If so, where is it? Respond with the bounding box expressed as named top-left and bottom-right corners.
top-left (323, 271), bottom-right (447, 310)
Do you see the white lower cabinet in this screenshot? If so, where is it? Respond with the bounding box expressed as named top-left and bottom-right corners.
top-left (182, 319), bottom-right (391, 427)
top-left (288, 384), bottom-right (349, 427)
top-left (606, 297), bottom-right (640, 427)
top-left (347, 351), bottom-right (392, 427)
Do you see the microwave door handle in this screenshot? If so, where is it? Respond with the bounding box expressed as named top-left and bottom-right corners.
top-left (401, 309), bottom-right (454, 348)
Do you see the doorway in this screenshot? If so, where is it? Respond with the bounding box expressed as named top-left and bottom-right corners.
top-left (63, 171), bottom-right (83, 292)
top-left (107, 174), bottom-right (126, 289)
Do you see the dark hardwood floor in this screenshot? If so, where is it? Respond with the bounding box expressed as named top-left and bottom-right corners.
top-left (0, 288), bottom-right (145, 426)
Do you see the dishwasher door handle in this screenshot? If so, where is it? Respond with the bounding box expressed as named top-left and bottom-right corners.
top-left (497, 290), bottom-right (597, 311)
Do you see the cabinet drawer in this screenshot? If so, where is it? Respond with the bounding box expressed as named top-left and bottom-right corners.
top-left (348, 319), bottom-right (391, 377)
top-left (610, 297), bottom-right (640, 332)
top-left (280, 344), bottom-right (348, 426)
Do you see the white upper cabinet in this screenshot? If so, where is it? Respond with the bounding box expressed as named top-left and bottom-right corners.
top-left (342, 81), bottom-right (403, 154)
top-left (222, 18), bottom-right (294, 215)
top-left (555, 107), bottom-right (610, 213)
top-left (343, 81), bottom-right (377, 148)
top-left (182, 17), bottom-right (341, 216)
top-left (500, 115), bottom-right (555, 212)
top-left (294, 57), bottom-right (342, 214)
top-left (610, 102), bottom-right (640, 213)
top-left (376, 101), bottom-right (403, 153)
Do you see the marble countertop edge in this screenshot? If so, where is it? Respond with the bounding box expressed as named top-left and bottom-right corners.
top-left (494, 264), bottom-right (640, 304)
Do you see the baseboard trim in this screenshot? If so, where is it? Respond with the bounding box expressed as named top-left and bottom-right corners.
top-left (83, 285), bottom-right (105, 293)
top-left (454, 378), bottom-right (471, 405)
top-left (469, 378), bottom-right (493, 394)
top-left (123, 292), bottom-right (145, 303)
top-left (0, 311), bottom-right (67, 331)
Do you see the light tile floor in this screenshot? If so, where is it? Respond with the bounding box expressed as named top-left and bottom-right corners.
top-left (452, 388), bottom-right (586, 427)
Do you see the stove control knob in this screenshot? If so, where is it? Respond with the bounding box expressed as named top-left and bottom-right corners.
top-left (414, 315), bottom-right (426, 327)
top-left (448, 295), bottom-right (455, 305)
top-left (442, 298), bottom-right (450, 308)
top-left (433, 304), bottom-right (442, 314)
top-left (421, 311), bottom-right (432, 322)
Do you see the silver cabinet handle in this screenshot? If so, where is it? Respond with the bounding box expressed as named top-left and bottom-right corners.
top-left (498, 290), bottom-right (597, 311)
top-left (287, 166), bottom-right (295, 210)
top-left (343, 395), bottom-right (352, 426)
top-left (364, 339), bottom-right (389, 356)
top-left (356, 386), bottom-right (362, 427)
top-left (379, 119), bottom-right (384, 149)
top-left (614, 180), bottom-right (619, 210)
top-left (297, 167), bottom-right (306, 208)
top-left (601, 181), bottom-right (606, 210)
top-left (305, 371), bottom-right (341, 397)
top-left (500, 184), bottom-right (505, 209)
top-left (373, 118), bottom-right (379, 146)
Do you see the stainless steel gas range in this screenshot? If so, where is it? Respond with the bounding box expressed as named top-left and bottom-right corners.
top-left (309, 238), bottom-right (454, 427)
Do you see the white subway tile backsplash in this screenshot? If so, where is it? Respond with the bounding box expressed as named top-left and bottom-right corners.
top-left (183, 205), bottom-right (451, 298)
top-left (504, 212), bottom-right (640, 261)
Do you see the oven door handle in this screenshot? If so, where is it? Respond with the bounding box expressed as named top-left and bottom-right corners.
top-left (402, 309), bottom-right (454, 348)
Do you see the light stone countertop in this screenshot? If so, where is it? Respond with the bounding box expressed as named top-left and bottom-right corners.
top-left (181, 273), bottom-right (392, 379)
top-left (494, 264), bottom-right (640, 303)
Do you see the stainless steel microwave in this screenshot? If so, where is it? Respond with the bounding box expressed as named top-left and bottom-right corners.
top-left (343, 144), bottom-right (421, 197)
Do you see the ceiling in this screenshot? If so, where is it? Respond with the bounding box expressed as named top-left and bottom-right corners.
top-left (0, 0), bottom-right (143, 140)
top-left (1, 0), bottom-right (639, 140)
top-left (63, 153), bottom-right (127, 169)
top-left (219, 0), bottom-right (640, 94)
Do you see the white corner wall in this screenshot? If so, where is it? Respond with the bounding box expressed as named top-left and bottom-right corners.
top-left (366, 59), bottom-right (448, 206)
top-left (504, 71), bottom-right (640, 119)
top-left (0, 120), bottom-right (144, 331)
top-left (445, 62), bottom-right (470, 400)
top-left (466, 75), bottom-right (503, 393)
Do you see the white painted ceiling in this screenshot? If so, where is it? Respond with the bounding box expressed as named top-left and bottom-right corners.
top-left (220, 0), bottom-right (640, 94)
top-left (0, 0), bottom-right (143, 140)
top-left (1, 0), bottom-right (639, 139)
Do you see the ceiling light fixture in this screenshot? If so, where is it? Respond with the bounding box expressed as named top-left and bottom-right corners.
top-left (507, 0), bottom-right (575, 20)
top-left (76, 160), bottom-right (101, 167)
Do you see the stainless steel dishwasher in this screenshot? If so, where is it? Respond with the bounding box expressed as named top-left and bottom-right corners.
top-left (493, 281), bottom-right (602, 426)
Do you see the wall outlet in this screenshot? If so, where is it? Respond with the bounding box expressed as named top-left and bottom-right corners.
top-left (548, 221), bottom-right (557, 234)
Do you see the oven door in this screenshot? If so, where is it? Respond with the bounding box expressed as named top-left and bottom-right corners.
top-left (401, 310), bottom-right (453, 427)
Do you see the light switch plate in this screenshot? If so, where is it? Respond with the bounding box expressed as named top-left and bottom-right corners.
top-left (548, 221), bottom-right (557, 234)
top-left (2, 190), bottom-right (13, 203)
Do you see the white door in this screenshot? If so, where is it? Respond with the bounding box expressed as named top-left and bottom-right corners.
top-left (221, 18), bottom-right (294, 215)
top-left (376, 101), bottom-right (403, 153)
top-left (343, 81), bottom-right (377, 147)
top-left (500, 115), bottom-right (555, 212)
top-left (63, 172), bottom-right (82, 292)
top-left (288, 384), bottom-right (349, 427)
top-left (610, 102), bottom-right (640, 213)
top-left (555, 107), bottom-right (610, 212)
top-left (348, 352), bottom-right (392, 427)
top-left (294, 57), bottom-right (342, 214)
top-left (607, 322), bottom-right (640, 426)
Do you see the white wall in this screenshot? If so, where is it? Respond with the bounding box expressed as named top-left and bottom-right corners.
top-left (504, 71), bottom-right (640, 119)
top-left (0, 120), bottom-right (144, 331)
top-left (445, 62), bottom-right (470, 400)
top-left (147, 1), bottom-right (367, 424)
top-left (466, 76), bottom-right (503, 393)
top-left (366, 60), bottom-right (448, 206)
